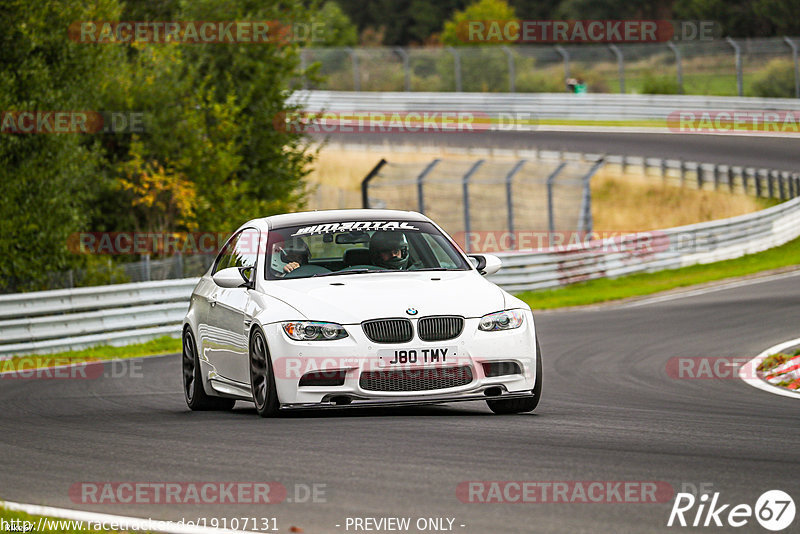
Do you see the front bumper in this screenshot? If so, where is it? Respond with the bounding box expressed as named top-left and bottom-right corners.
top-left (263, 310), bottom-right (539, 408)
top-left (281, 391), bottom-right (536, 410)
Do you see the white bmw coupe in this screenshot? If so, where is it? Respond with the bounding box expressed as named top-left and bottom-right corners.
top-left (182, 209), bottom-right (542, 416)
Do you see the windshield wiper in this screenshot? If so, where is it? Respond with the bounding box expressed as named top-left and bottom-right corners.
top-left (312, 268), bottom-right (384, 277)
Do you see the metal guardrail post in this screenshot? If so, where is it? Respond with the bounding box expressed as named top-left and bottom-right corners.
top-left (504, 160), bottom-right (526, 249)
top-left (667, 42), bottom-right (683, 94)
top-left (783, 37), bottom-right (800, 98)
top-left (755, 169), bottom-right (763, 197)
top-left (394, 47), bottom-right (411, 92)
top-left (501, 45), bottom-right (515, 92)
top-left (696, 163), bottom-right (704, 189)
top-left (462, 160), bottom-right (485, 253)
top-left (728, 166), bottom-right (735, 193)
top-left (779, 171), bottom-right (787, 200)
top-left (608, 44), bottom-right (625, 93)
top-left (346, 47), bottom-right (360, 91)
top-left (546, 162), bottom-right (568, 247)
top-left (360, 158), bottom-right (387, 208)
top-left (554, 45), bottom-right (570, 83)
top-left (726, 37), bottom-right (743, 97)
top-left (446, 46), bottom-right (462, 92)
top-left (416, 158), bottom-right (440, 215)
top-left (143, 254), bottom-right (151, 282)
top-left (680, 160), bottom-right (687, 186)
top-left (768, 170), bottom-right (776, 198)
top-left (578, 158), bottom-right (605, 235)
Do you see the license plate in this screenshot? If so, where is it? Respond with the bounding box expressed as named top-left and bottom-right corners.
top-left (376, 347), bottom-right (457, 367)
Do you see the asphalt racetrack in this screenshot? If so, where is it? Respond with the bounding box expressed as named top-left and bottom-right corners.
top-left (314, 130), bottom-right (800, 171)
top-left (2, 272), bottom-right (799, 533)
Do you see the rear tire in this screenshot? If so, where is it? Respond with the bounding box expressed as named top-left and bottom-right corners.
top-left (486, 336), bottom-right (542, 415)
top-left (249, 328), bottom-right (280, 417)
top-left (183, 328), bottom-right (236, 411)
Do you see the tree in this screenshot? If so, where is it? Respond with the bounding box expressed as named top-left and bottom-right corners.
top-left (312, 2), bottom-right (358, 46)
top-left (0, 0), bottom-right (124, 291)
top-left (441, 0), bottom-right (516, 46)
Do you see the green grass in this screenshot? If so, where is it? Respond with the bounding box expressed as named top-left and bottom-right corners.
top-left (518, 233), bottom-right (800, 310)
top-left (3, 335), bottom-right (180, 370)
top-left (0, 506), bottom-right (145, 534)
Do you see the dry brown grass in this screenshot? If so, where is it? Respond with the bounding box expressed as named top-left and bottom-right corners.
top-left (307, 148), bottom-right (439, 190)
top-left (591, 167), bottom-right (764, 231)
top-left (307, 146), bottom-right (765, 230)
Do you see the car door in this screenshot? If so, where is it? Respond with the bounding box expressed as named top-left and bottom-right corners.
top-left (205, 227), bottom-right (260, 384)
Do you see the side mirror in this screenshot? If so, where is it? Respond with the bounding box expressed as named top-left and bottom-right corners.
top-left (468, 254), bottom-right (502, 276)
top-left (212, 266), bottom-right (253, 289)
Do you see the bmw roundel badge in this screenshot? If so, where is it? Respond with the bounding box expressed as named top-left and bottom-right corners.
top-left (406, 308), bottom-right (418, 316)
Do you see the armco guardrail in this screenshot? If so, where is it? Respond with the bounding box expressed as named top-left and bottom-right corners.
top-left (488, 195), bottom-right (800, 292)
top-left (289, 91), bottom-right (800, 123)
top-left (2, 196), bottom-right (800, 357)
top-left (0, 279), bottom-right (197, 359)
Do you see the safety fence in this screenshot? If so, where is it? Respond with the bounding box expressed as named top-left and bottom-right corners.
top-left (0, 279), bottom-right (197, 359)
top-left (289, 90), bottom-right (800, 124)
top-left (299, 38), bottom-right (800, 97)
top-left (2, 157), bottom-right (798, 357)
top-left (490, 194), bottom-right (800, 292)
top-left (361, 156), bottom-right (603, 251)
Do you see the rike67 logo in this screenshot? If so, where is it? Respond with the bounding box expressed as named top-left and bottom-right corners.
top-left (668, 490), bottom-right (795, 531)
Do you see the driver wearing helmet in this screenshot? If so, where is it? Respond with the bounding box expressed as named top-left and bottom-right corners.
top-left (369, 231), bottom-right (415, 270)
top-left (280, 237), bottom-right (310, 274)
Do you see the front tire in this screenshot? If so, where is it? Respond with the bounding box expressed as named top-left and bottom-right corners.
top-left (486, 336), bottom-right (542, 415)
top-left (249, 328), bottom-right (280, 417)
top-left (183, 328), bottom-right (235, 411)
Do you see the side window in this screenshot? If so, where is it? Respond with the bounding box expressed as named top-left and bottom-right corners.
top-left (212, 228), bottom-right (260, 276)
top-left (231, 228), bottom-right (260, 280)
top-left (212, 232), bottom-right (241, 275)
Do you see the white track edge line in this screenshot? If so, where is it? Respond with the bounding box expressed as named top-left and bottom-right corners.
top-left (1, 499), bottom-right (260, 534)
top-left (620, 269), bottom-right (800, 308)
top-left (739, 338), bottom-right (800, 399)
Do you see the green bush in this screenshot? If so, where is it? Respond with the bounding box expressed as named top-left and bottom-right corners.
top-left (751, 59), bottom-right (797, 98)
top-left (640, 74), bottom-right (680, 95)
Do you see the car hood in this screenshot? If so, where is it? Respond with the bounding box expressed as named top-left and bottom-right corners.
top-left (260, 271), bottom-right (506, 323)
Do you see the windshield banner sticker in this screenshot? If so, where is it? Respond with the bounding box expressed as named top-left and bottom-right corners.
top-left (291, 221), bottom-right (419, 236)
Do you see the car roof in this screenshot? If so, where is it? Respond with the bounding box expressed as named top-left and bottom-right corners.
top-left (261, 209), bottom-right (430, 230)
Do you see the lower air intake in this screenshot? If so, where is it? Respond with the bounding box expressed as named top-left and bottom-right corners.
top-left (359, 366), bottom-right (473, 392)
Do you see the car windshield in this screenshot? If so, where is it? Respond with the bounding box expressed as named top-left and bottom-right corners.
top-left (264, 220), bottom-right (470, 280)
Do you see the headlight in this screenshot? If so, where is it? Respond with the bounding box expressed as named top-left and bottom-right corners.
top-left (479, 310), bottom-right (524, 331)
top-left (282, 321), bottom-right (348, 341)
